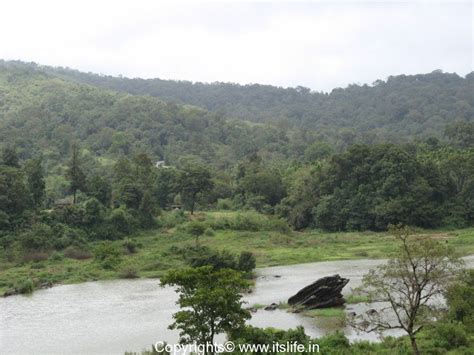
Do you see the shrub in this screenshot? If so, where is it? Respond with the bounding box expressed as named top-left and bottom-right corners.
top-left (106, 207), bottom-right (136, 236)
top-left (159, 210), bottom-right (187, 228)
top-left (317, 331), bottom-right (351, 349)
top-left (185, 246), bottom-right (237, 270)
top-left (233, 212), bottom-right (266, 231)
top-left (18, 223), bottom-right (53, 251)
top-left (51, 224), bottom-right (87, 249)
top-left (94, 242), bottom-right (122, 270)
top-left (432, 322), bottom-right (468, 350)
top-left (119, 265), bottom-right (139, 279)
top-left (64, 245), bottom-right (92, 260)
top-left (123, 238), bottom-right (139, 254)
top-left (14, 278), bottom-right (34, 294)
top-left (204, 227), bottom-right (215, 236)
top-left (186, 221), bottom-right (206, 236)
top-left (216, 198), bottom-right (234, 210)
top-left (266, 218), bottom-right (291, 233)
top-left (49, 252), bottom-right (64, 262)
top-left (238, 251), bottom-right (256, 272)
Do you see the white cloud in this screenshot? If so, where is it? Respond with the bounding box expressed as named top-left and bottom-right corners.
top-left (0, 0), bottom-right (471, 91)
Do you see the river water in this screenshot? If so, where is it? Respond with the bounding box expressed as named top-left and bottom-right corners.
top-left (1, 256), bottom-right (473, 355)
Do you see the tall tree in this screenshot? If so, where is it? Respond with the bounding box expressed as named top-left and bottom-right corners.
top-left (350, 225), bottom-right (464, 355)
top-left (1, 147), bottom-right (20, 168)
top-left (24, 158), bottom-right (45, 208)
top-left (178, 160), bottom-right (213, 214)
top-left (65, 144), bottom-right (86, 204)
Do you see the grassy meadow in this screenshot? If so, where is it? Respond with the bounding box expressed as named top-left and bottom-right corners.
top-left (1, 210), bottom-right (473, 296)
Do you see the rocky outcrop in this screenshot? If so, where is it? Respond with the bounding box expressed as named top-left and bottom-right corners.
top-left (288, 274), bottom-right (349, 309)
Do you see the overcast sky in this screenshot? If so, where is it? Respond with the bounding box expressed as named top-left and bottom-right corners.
top-left (0, 0), bottom-right (472, 91)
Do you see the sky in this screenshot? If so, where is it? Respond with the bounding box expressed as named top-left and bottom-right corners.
top-left (0, 0), bottom-right (472, 92)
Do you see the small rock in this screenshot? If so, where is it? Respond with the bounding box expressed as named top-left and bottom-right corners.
top-left (366, 309), bottom-right (378, 316)
top-left (264, 303), bottom-right (278, 311)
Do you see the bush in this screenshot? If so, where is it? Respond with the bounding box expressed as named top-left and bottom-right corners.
top-left (94, 242), bottom-right (122, 270)
top-left (238, 251), bottom-right (256, 272)
top-left (106, 207), bottom-right (136, 236)
top-left (432, 322), bottom-right (468, 350)
top-left (51, 224), bottom-right (87, 249)
top-left (184, 246), bottom-right (237, 270)
top-left (159, 210), bottom-right (187, 228)
top-left (233, 212), bottom-right (266, 231)
top-left (317, 331), bottom-right (351, 349)
top-left (119, 265), bottom-right (139, 279)
top-left (204, 227), bottom-right (215, 236)
top-left (64, 245), bottom-right (92, 260)
top-left (49, 252), bottom-right (64, 262)
top-left (266, 218), bottom-right (291, 233)
top-left (14, 278), bottom-right (34, 294)
top-left (186, 221), bottom-right (206, 236)
top-left (123, 238), bottom-right (139, 254)
top-left (216, 198), bottom-right (234, 210)
top-left (18, 223), bottom-right (53, 251)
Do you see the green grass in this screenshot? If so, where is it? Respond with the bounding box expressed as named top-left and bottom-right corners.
top-left (345, 294), bottom-right (371, 304)
top-left (304, 307), bottom-right (346, 318)
top-left (1, 210), bottom-right (473, 296)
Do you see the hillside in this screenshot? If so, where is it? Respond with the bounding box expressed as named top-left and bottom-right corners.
top-left (35, 61), bottom-right (474, 142)
top-left (0, 61), bottom-right (293, 168)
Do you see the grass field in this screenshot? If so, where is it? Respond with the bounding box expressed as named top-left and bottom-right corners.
top-left (1, 211), bottom-right (473, 296)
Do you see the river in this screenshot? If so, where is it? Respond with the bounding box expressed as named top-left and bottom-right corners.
top-left (1, 256), bottom-right (473, 354)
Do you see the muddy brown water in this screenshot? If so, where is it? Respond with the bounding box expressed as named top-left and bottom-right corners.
top-left (2, 256), bottom-right (473, 354)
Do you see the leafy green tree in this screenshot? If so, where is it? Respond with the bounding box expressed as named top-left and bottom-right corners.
top-left (154, 167), bottom-right (179, 208)
top-left (161, 266), bottom-right (250, 351)
top-left (1, 146), bottom-right (20, 168)
top-left (86, 174), bottom-right (112, 207)
top-left (446, 269), bottom-right (474, 330)
top-left (24, 158), bottom-right (45, 208)
top-left (0, 166), bottom-right (30, 228)
top-left (178, 160), bottom-right (214, 214)
top-left (351, 225), bottom-right (464, 355)
top-left (65, 144), bottom-right (86, 204)
top-left (236, 154), bottom-right (285, 208)
top-left (138, 190), bottom-right (156, 227)
top-left (186, 221), bottom-right (206, 247)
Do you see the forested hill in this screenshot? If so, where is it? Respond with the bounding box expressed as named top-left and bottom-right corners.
top-left (0, 61), bottom-right (297, 167)
top-left (28, 61), bottom-right (474, 142)
top-left (0, 60), bottom-right (472, 168)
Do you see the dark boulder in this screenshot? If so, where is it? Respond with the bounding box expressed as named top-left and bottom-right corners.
top-left (288, 274), bottom-right (349, 309)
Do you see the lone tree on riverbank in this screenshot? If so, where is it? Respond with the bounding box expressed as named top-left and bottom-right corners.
top-left (161, 266), bottom-right (250, 354)
top-left (350, 224), bottom-right (464, 355)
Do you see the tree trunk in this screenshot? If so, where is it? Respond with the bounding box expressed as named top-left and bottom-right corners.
top-left (190, 199), bottom-right (195, 215)
top-left (410, 335), bottom-right (420, 355)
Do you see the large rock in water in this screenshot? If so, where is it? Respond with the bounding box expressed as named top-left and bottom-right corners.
top-left (288, 274), bottom-right (349, 309)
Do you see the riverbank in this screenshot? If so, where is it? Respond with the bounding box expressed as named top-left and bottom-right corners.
top-left (2, 257), bottom-right (473, 354)
top-left (1, 211), bottom-right (474, 296)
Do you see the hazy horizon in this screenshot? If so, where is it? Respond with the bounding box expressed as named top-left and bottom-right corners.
top-left (3, 58), bottom-right (472, 93)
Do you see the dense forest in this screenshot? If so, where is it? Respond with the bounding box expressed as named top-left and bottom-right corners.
top-left (36, 61), bottom-right (474, 143)
top-left (0, 60), bottom-right (472, 252)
